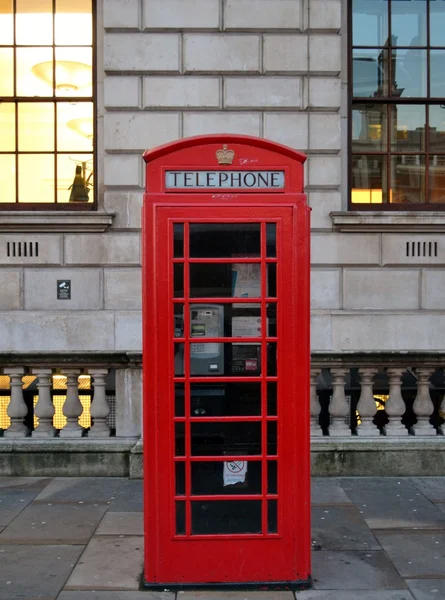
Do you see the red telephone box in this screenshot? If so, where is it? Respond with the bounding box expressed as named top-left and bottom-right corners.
top-left (142, 134), bottom-right (310, 589)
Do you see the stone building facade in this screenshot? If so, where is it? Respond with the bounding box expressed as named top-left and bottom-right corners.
top-left (0, 0), bottom-right (444, 475)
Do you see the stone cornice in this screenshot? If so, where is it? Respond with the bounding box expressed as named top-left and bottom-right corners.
top-left (0, 212), bottom-right (115, 233)
top-left (331, 211), bottom-right (445, 232)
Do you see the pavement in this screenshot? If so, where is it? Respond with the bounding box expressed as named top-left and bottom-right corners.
top-left (0, 477), bottom-right (445, 600)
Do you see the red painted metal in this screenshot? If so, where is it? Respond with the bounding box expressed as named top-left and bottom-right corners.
top-left (142, 135), bottom-right (310, 587)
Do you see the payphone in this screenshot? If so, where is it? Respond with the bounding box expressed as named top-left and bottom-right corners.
top-left (142, 134), bottom-right (310, 589)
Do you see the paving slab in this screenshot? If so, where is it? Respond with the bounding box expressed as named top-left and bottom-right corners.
top-left (411, 477), bottom-right (445, 502)
top-left (34, 477), bottom-right (123, 504)
top-left (311, 506), bottom-right (380, 551)
top-left (374, 530), bottom-right (445, 578)
top-left (95, 511), bottom-right (143, 535)
top-left (178, 594), bottom-right (293, 599)
top-left (64, 535), bottom-right (143, 590)
top-left (0, 543), bottom-right (83, 600)
top-left (311, 550), bottom-right (407, 590)
top-left (405, 579), bottom-right (445, 600)
top-left (0, 489), bottom-right (43, 528)
top-left (109, 480), bottom-right (143, 512)
top-left (58, 593), bottom-right (173, 600)
top-left (311, 478), bottom-right (352, 506)
top-left (341, 478), bottom-right (445, 529)
top-left (0, 477), bottom-right (52, 491)
top-left (295, 592), bottom-right (415, 600)
top-left (0, 502), bottom-right (109, 544)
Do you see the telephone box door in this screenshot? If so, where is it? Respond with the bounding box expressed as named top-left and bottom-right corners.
top-left (144, 202), bottom-right (310, 585)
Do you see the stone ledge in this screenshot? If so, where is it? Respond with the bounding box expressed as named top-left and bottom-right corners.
top-left (331, 211), bottom-right (445, 232)
top-left (0, 212), bottom-right (115, 233)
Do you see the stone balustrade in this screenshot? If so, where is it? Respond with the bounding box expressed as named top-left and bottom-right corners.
top-left (311, 354), bottom-right (445, 438)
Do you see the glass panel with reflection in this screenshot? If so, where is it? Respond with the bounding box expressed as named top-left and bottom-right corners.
top-left (429, 156), bottom-right (445, 203)
top-left (352, 0), bottom-right (388, 47)
top-left (391, 0), bottom-right (427, 47)
top-left (351, 155), bottom-right (388, 204)
top-left (189, 224), bottom-right (261, 258)
top-left (393, 49), bottom-right (427, 98)
top-left (390, 104), bottom-right (426, 152)
top-left (352, 105), bottom-right (387, 153)
top-left (353, 49), bottom-right (388, 98)
top-left (429, 106), bottom-right (445, 153)
top-left (391, 155), bottom-right (425, 203)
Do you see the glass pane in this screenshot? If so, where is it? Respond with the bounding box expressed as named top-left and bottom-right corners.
top-left (174, 304), bottom-right (184, 338)
top-left (393, 49), bottom-right (427, 97)
top-left (267, 421), bottom-right (277, 455)
top-left (16, 0), bottom-right (53, 45)
top-left (0, 103), bottom-right (15, 151)
top-left (191, 500), bottom-right (262, 534)
top-left (351, 155), bottom-right (388, 204)
top-left (189, 342), bottom-right (261, 376)
top-left (267, 343), bottom-right (277, 376)
top-left (174, 264), bottom-right (184, 298)
top-left (18, 102), bottom-right (54, 151)
top-left (176, 501), bottom-right (185, 535)
top-left (391, 104), bottom-right (426, 152)
top-left (0, 155), bottom-right (16, 203)
top-left (352, 0), bottom-right (388, 47)
top-left (267, 264), bottom-right (276, 297)
top-left (190, 382), bottom-right (262, 417)
top-left (430, 107), bottom-right (445, 152)
top-left (391, 155), bottom-right (425, 203)
top-left (353, 49), bottom-right (388, 97)
top-left (266, 224), bottom-right (276, 257)
top-left (18, 154), bottom-right (54, 203)
top-left (57, 154), bottom-right (93, 204)
top-left (190, 263), bottom-right (261, 299)
top-left (0, 0), bottom-right (13, 44)
top-left (391, 0), bottom-right (427, 47)
top-left (267, 303), bottom-right (277, 337)
top-left (189, 224), bottom-right (261, 258)
top-left (352, 105), bottom-right (387, 152)
top-left (20, 48), bottom-right (53, 96)
top-left (175, 422), bottom-right (185, 456)
top-left (55, 0), bottom-right (93, 46)
top-left (173, 224), bottom-right (184, 258)
top-left (268, 461), bottom-right (277, 494)
top-left (268, 500), bottom-right (278, 533)
top-left (430, 0), bottom-right (445, 46)
top-left (175, 383), bottom-right (185, 416)
top-left (267, 382), bottom-right (277, 416)
top-left (431, 51), bottom-right (445, 98)
top-left (176, 462), bottom-right (185, 495)
top-left (0, 49), bottom-right (13, 96)
top-left (191, 421), bottom-right (261, 456)
top-left (55, 47), bottom-right (93, 97)
top-left (191, 460), bottom-right (261, 495)
top-left (174, 343), bottom-right (184, 376)
top-left (57, 102), bottom-right (93, 152)
top-left (429, 156), bottom-right (445, 203)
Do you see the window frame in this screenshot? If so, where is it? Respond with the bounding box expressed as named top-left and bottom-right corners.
top-left (0, 0), bottom-right (97, 211)
top-left (348, 0), bottom-right (445, 211)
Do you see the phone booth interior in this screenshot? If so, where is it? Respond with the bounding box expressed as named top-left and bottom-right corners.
top-left (142, 134), bottom-right (310, 589)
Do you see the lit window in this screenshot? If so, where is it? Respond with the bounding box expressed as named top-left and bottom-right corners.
top-left (0, 0), bottom-right (94, 208)
top-left (351, 0), bottom-right (445, 208)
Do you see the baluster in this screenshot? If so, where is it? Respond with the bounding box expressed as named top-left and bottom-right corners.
top-left (59, 369), bottom-right (84, 438)
top-left (32, 368), bottom-right (56, 438)
top-left (385, 368), bottom-right (408, 436)
top-left (310, 368), bottom-right (322, 436)
top-left (412, 367), bottom-right (436, 436)
top-left (4, 367), bottom-right (27, 438)
top-left (356, 368), bottom-right (380, 436)
top-left (439, 393), bottom-right (445, 436)
top-left (88, 369), bottom-right (111, 437)
top-left (328, 368), bottom-right (350, 436)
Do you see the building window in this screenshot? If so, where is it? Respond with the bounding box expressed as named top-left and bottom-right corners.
top-left (0, 0), bottom-right (94, 209)
top-left (350, 0), bottom-right (445, 209)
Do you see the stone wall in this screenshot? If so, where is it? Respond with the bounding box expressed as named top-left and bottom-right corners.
top-left (1, 0), bottom-right (443, 357)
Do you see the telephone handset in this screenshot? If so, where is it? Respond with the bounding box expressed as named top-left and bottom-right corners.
top-left (190, 304), bottom-right (224, 374)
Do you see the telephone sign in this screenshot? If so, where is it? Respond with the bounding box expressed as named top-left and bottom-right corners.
top-left (142, 134), bottom-right (310, 590)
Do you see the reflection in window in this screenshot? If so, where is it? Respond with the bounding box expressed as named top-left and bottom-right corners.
top-left (0, 1), bottom-right (94, 206)
top-left (351, 0), bottom-right (445, 207)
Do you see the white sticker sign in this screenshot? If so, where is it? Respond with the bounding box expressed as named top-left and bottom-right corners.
top-left (223, 460), bottom-right (248, 486)
top-left (165, 170), bottom-right (285, 189)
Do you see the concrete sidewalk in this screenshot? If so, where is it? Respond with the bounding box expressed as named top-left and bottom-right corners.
top-left (0, 477), bottom-right (444, 600)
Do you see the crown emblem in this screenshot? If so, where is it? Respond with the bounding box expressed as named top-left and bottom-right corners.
top-left (216, 144), bottom-right (235, 165)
